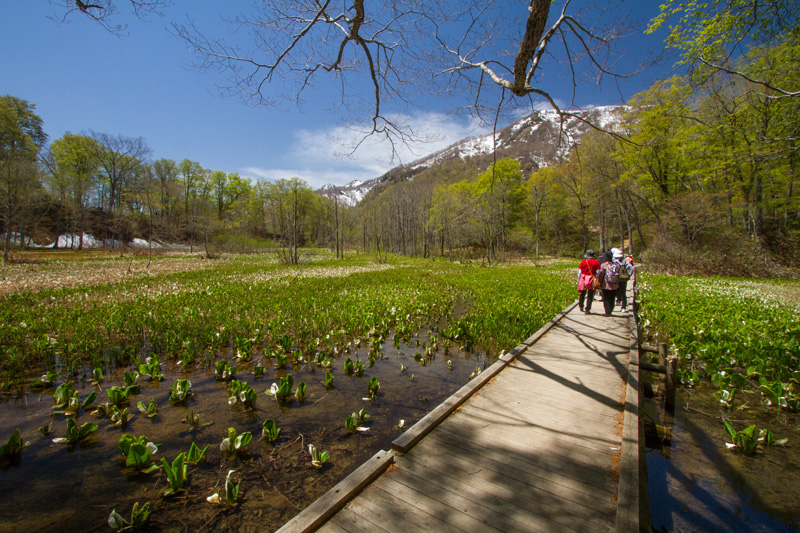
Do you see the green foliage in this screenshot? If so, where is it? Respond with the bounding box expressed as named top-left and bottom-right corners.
top-left (345, 413), bottom-right (357, 434)
top-left (105, 386), bottom-right (132, 407)
top-left (295, 381), bottom-right (307, 403)
top-left (324, 370), bottom-right (334, 388)
top-left (639, 275), bottom-right (800, 411)
top-left (367, 377), bottom-right (380, 400)
top-left (137, 398), bottom-right (158, 418)
top-left (122, 371), bottom-right (140, 391)
top-left (261, 419), bottom-right (280, 444)
top-left (215, 360), bottom-right (235, 380)
top-left (108, 501), bottom-right (151, 531)
top-left (220, 427), bottom-right (252, 459)
top-left (0, 428), bottom-right (27, 459)
top-left (207, 469), bottom-right (240, 506)
top-left (161, 452), bottom-right (188, 496)
top-left (52, 418), bottom-right (98, 446)
top-left (118, 434), bottom-right (160, 474)
top-left (52, 382), bottom-right (74, 409)
top-left (228, 379), bottom-right (257, 407)
top-left (139, 356), bottom-right (164, 381)
top-left (111, 405), bottom-right (130, 428)
top-left (354, 360), bottom-right (365, 376)
top-left (186, 442), bottom-right (210, 465)
top-left (268, 375), bottom-right (293, 402)
top-left (308, 444), bottom-right (330, 467)
top-left (169, 379), bottom-right (193, 403)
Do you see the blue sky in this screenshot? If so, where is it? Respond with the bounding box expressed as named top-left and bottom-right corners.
top-left (1, 2), bottom-right (672, 189)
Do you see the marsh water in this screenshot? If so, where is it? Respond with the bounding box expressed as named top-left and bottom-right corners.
top-left (0, 331), bottom-right (490, 532)
top-left (644, 374), bottom-right (800, 532)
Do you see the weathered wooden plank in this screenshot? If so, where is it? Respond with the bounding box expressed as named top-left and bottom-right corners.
top-left (316, 519), bottom-right (351, 533)
top-left (428, 425), bottom-right (617, 495)
top-left (450, 408), bottom-right (621, 456)
top-left (407, 436), bottom-right (616, 515)
top-left (341, 488), bottom-right (430, 533)
top-left (400, 450), bottom-right (615, 531)
top-left (275, 450), bottom-right (395, 533)
top-left (388, 467), bottom-right (517, 533)
top-left (361, 483), bottom-right (466, 533)
top-left (459, 393), bottom-right (623, 427)
top-left (454, 402), bottom-right (621, 444)
top-left (376, 474), bottom-right (495, 533)
top-left (324, 507), bottom-right (391, 533)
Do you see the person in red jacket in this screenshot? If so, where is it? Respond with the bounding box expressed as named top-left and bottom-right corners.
top-left (577, 250), bottom-right (600, 314)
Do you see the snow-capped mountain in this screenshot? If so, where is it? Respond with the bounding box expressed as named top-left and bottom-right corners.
top-left (316, 105), bottom-right (626, 206)
top-left (317, 178), bottom-right (384, 207)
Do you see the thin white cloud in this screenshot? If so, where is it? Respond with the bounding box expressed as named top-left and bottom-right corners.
top-left (241, 112), bottom-right (491, 189)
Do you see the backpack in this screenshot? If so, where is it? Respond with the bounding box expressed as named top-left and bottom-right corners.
top-left (606, 261), bottom-right (621, 283)
top-left (618, 261), bottom-right (631, 281)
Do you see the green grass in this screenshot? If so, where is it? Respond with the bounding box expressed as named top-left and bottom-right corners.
top-left (0, 254), bottom-right (575, 389)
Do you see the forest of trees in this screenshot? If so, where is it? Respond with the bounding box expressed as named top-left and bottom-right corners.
top-left (1, 1), bottom-right (798, 275)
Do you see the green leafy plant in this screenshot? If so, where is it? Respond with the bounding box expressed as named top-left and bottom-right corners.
top-left (90, 367), bottom-right (103, 386)
top-left (253, 364), bottom-right (265, 379)
top-left (207, 469), bottom-right (240, 506)
top-left (0, 429), bottom-right (29, 459)
top-left (186, 442), bottom-right (210, 465)
top-left (137, 398), bottom-right (158, 418)
top-left (215, 360), bottom-right (235, 381)
top-left (161, 452), bottom-right (188, 496)
top-left (276, 352), bottom-right (288, 368)
top-left (111, 405), bottom-right (130, 428)
top-left (122, 370), bottom-right (140, 392)
top-left (52, 418), bottom-right (98, 446)
top-left (38, 422), bottom-right (52, 436)
top-left (343, 358), bottom-right (354, 374)
top-left (220, 427), bottom-right (253, 459)
top-left (757, 428), bottom-right (788, 447)
top-left (357, 408), bottom-right (370, 425)
top-left (325, 370), bottom-right (334, 388)
top-left (106, 386), bottom-right (132, 407)
top-left (714, 388), bottom-right (736, 408)
top-left (367, 377), bottom-right (380, 399)
top-left (234, 336), bottom-right (253, 361)
top-left (139, 356), bottom-right (164, 381)
top-left (267, 375), bottom-right (293, 402)
top-left (52, 382), bottom-right (75, 409)
top-left (723, 420), bottom-right (759, 454)
top-left (261, 419), bottom-right (280, 444)
top-left (183, 410), bottom-right (200, 428)
top-left (308, 444), bottom-right (330, 467)
top-left (345, 412), bottom-right (358, 434)
top-left (295, 381), bottom-right (307, 403)
top-left (228, 379), bottom-right (257, 407)
top-left (354, 360), bottom-right (365, 376)
top-left (56, 390), bottom-right (97, 417)
top-left (169, 379), bottom-right (193, 403)
top-left (118, 434), bottom-right (160, 474)
top-left (277, 334), bottom-right (292, 353)
top-left (108, 501), bottom-right (151, 531)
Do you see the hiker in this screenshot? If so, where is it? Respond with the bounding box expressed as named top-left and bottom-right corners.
top-left (577, 250), bottom-right (600, 314)
top-left (597, 251), bottom-right (621, 316)
top-left (615, 251), bottom-right (635, 313)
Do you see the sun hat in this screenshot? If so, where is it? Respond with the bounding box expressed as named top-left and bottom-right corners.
top-left (584, 250), bottom-right (595, 259)
top-left (612, 248), bottom-right (623, 259)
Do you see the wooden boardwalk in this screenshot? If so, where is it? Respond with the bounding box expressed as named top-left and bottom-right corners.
top-left (279, 300), bottom-right (642, 533)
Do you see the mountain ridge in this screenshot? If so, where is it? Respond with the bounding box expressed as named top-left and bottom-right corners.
top-left (315, 105), bottom-right (626, 206)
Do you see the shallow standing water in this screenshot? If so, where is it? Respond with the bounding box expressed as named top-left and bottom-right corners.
top-left (645, 378), bottom-right (800, 532)
top-left (0, 331), bottom-right (489, 532)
